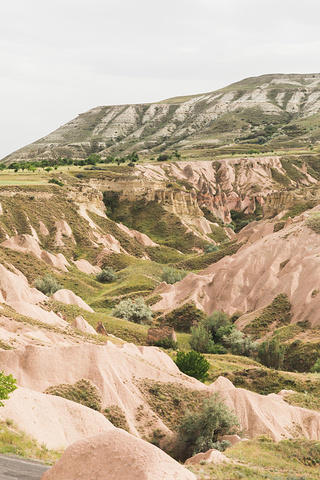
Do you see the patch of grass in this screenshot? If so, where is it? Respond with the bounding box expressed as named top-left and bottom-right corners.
top-left (284, 391), bottom-right (320, 412)
top-left (174, 241), bottom-right (243, 271)
top-left (280, 157), bottom-right (307, 183)
top-left (189, 437), bottom-right (320, 480)
top-left (274, 220), bottom-right (285, 232)
top-left (209, 225), bottom-right (229, 243)
top-left (161, 302), bottom-right (206, 333)
top-left (0, 420), bottom-right (61, 464)
top-left (283, 200), bottom-right (318, 220)
top-left (306, 211), bottom-right (320, 234)
top-left (270, 167), bottom-right (291, 186)
top-left (244, 294), bottom-right (291, 338)
top-left (45, 379), bottom-right (102, 411)
top-left (145, 245), bottom-right (185, 264)
top-left (284, 339), bottom-right (320, 372)
top-left (272, 321), bottom-right (309, 343)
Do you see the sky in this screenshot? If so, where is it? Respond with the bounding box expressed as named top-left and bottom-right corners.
top-left (1, 0), bottom-right (320, 159)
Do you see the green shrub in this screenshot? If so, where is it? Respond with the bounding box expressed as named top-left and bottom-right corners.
top-left (222, 328), bottom-right (258, 357)
top-left (112, 297), bottom-right (153, 324)
top-left (175, 351), bottom-right (210, 382)
top-left (152, 338), bottom-right (177, 350)
top-left (258, 338), bottom-right (286, 370)
top-left (311, 358), bottom-right (320, 373)
top-left (161, 267), bottom-right (186, 284)
top-left (204, 244), bottom-right (219, 253)
top-left (34, 274), bottom-right (63, 296)
top-left (189, 324), bottom-right (226, 354)
top-left (48, 178), bottom-right (64, 187)
top-left (163, 302), bottom-right (206, 333)
top-left (189, 324), bottom-right (215, 353)
top-left (96, 267), bottom-right (117, 283)
top-left (177, 394), bottom-right (240, 458)
top-left (202, 310), bottom-right (230, 342)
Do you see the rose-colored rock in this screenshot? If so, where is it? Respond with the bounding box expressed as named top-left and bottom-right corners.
top-left (219, 434), bottom-right (242, 446)
top-left (51, 289), bottom-right (94, 313)
top-left (185, 448), bottom-right (231, 465)
top-left (41, 429), bottom-right (196, 480)
top-left (72, 316), bottom-right (97, 335)
top-left (96, 321), bottom-right (107, 335)
top-left (146, 326), bottom-right (177, 344)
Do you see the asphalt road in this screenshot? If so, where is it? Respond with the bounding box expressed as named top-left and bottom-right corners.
top-left (0, 454), bottom-right (50, 480)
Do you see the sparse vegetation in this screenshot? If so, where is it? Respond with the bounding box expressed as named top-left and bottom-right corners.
top-left (45, 379), bottom-right (102, 411)
top-left (104, 405), bottom-right (130, 432)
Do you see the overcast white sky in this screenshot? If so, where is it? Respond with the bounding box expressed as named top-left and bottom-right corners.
top-left (1, 0), bottom-right (320, 159)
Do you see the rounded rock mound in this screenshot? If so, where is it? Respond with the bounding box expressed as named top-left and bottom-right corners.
top-left (41, 429), bottom-right (196, 480)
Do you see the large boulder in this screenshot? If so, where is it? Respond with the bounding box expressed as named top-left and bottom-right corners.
top-left (41, 429), bottom-right (196, 480)
top-left (146, 326), bottom-right (177, 345)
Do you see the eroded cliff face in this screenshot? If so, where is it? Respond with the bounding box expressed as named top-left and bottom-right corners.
top-left (83, 156), bottom-right (317, 230)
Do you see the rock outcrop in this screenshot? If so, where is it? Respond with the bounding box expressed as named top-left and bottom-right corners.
top-left (41, 429), bottom-right (196, 480)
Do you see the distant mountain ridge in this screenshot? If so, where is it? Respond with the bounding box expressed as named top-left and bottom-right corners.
top-left (3, 73), bottom-right (320, 163)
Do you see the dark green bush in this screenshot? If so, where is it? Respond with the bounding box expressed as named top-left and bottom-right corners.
top-left (164, 302), bottom-right (206, 333)
top-left (96, 267), bottom-right (117, 283)
top-left (204, 244), bottom-right (219, 254)
top-left (48, 178), bottom-right (64, 187)
top-left (175, 351), bottom-right (210, 382)
top-left (311, 358), bottom-right (320, 373)
top-left (258, 338), bottom-right (286, 370)
top-left (152, 338), bottom-right (177, 350)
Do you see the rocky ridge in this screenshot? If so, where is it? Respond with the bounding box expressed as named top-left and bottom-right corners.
top-left (3, 73), bottom-right (320, 163)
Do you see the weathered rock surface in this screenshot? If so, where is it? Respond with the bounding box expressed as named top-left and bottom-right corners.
top-left (153, 211), bottom-right (320, 326)
top-left (51, 289), bottom-right (94, 313)
top-left (185, 448), bottom-right (231, 465)
top-left (146, 326), bottom-right (177, 345)
top-left (41, 429), bottom-right (196, 480)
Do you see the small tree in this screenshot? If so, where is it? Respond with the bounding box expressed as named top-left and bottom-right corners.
top-left (177, 394), bottom-right (240, 458)
top-left (222, 327), bottom-right (258, 357)
top-left (0, 371), bottom-right (17, 407)
top-left (34, 274), bottom-right (63, 296)
top-left (189, 324), bottom-right (215, 353)
top-left (96, 268), bottom-right (117, 283)
top-left (203, 311), bottom-right (230, 342)
top-left (175, 351), bottom-right (210, 382)
top-left (112, 297), bottom-right (153, 324)
top-left (258, 338), bottom-right (285, 370)
top-left (164, 302), bottom-right (206, 333)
